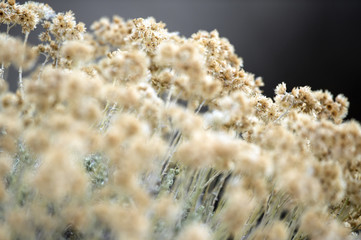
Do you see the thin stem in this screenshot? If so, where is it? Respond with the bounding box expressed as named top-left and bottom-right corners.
top-left (18, 31), bottom-right (29, 100)
top-left (160, 100), bottom-right (206, 177)
top-left (99, 103), bottom-right (119, 132)
top-left (202, 170), bottom-right (222, 189)
top-left (160, 130), bottom-right (182, 178)
top-left (0, 23), bottom-right (15, 79)
top-left (187, 168), bottom-right (210, 215)
top-left (165, 86), bottom-right (173, 108)
top-left (274, 100), bottom-right (294, 123)
top-left (97, 78), bottom-right (119, 131)
top-left (38, 53), bottom-right (50, 81)
top-left (195, 100), bottom-right (206, 114)
top-left (207, 172), bottom-right (229, 223)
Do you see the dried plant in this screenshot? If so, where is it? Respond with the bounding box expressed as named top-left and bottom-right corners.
top-left (0, 1), bottom-right (361, 240)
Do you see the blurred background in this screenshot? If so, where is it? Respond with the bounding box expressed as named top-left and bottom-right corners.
top-left (4, 0), bottom-right (361, 121)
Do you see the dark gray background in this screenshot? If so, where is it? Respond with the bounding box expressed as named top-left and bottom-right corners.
top-left (5, 0), bottom-right (361, 121)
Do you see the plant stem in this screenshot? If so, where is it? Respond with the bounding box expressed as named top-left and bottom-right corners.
top-left (1, 23), bottom-right (15, 79)
top-left (38, 53), bottom-right (49, 81)
top-left (18, 31), bottom-right (29, 100)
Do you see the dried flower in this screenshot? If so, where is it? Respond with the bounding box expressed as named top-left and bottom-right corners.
top-left (0, 1), bottom-right (359, 239)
